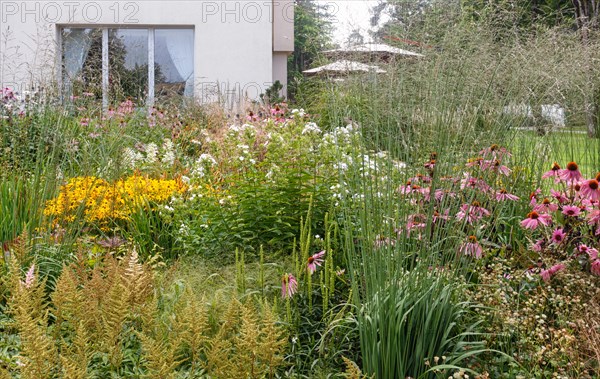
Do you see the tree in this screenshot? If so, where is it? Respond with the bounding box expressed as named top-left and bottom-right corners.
top-left (287, 0), bottom-right (334, 98)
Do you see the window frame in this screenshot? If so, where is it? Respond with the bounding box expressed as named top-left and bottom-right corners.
top-left (57, 25), bottom-right (194, 108)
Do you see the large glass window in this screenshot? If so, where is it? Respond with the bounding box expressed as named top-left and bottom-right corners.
top-left (61, 27), bottom-right (194, 106)
top-left (155, 29), bottom-right (194, 99)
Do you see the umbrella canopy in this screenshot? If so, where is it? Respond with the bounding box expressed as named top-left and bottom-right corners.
top-left (323, 43), bottom-right (424, 62)
top-left (302, 60), bottom-right (386, 77)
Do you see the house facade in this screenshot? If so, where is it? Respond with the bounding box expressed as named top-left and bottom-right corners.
top-left (0, 0), bottom-right (294, 107)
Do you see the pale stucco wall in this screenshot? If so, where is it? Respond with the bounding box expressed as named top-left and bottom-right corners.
top-left (0, 0), bottom-right (293, 106)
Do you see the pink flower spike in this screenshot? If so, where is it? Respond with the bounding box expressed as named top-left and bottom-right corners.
top-left (520, 211), bottom-right (551, 230)
top-left (540, 263), bottom-right (566, 282)
top-left (561, 205), bottom-right (581, 217)
top-left (580, 179), bottom-right (600, 201)
top-left (591, 260), bottom-right (600, 276)
top-left (281, 273), bottom-right (298, 298)
top-left (21, 264), bottom-right (35, 289)
top-left (459, 236), bottom-right (483, 259)
top-left (549, 263), bottom-right (566, 275)
top-left (558, 162), bottom-right (583, 182)
top-left (540, 269), bottom-right (552, 282)
top-left (307, 251), bottom-right (325, 274)
top-left (551, 228), bottom-right (567, 244)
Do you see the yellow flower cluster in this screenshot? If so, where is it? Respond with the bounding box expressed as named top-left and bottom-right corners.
top-left (44, 175), bottom-right (186, 224)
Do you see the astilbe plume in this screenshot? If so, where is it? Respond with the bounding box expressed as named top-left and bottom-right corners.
top-left (7, 259), bottom-right (58, 379)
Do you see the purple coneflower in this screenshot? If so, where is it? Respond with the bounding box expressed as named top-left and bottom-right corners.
top-left (281, 273), bottom-right (298, 298)
top-left (520, 211), bottom-right (551, 230)
top-left (542, 162), bottom-right (562, 183)
top-left (479, 144), bottom-right (511, 159)
top-left (483, 159), bottom-right (511, 176)
top-left (456, 201), bottom-right (490, 224)
top-left (591, 260), bottom-right (600, 276)
top-left (551, 228), bottom-right (567, 244)
top-left (559, 161), bottom-right (583, 182)
top-left (550, 189), bottom-right (569, 204)
top-left (534, 198), bottom-right (559, 213)
top-left (561, 205), bottom-right (581, 217)
top-left (530, 239), bottom-right (545, 252)
top-left (577, 244), bottom-right (599, 260)
top-left (580, 179), bottom-right (600, 201)
top-left (459, 235), bottom-right (483, 259)
top-left (495, 189), bottom-right (519, 201)
top-left (307, 251), bottom-right (325, 274)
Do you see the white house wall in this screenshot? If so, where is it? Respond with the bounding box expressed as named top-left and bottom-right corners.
top-left (0, 0), bottom-right (293, 106)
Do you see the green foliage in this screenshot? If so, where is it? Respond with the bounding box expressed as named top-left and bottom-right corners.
top-left (288, 0), bottom-right (334, 98)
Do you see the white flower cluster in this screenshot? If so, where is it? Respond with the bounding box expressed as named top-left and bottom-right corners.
top-left (191, 153), bottom-right (217, 178)
top-left (162, 139), bottom-right (175, 166)
top-left (302, 122), bottom-right (321, 135)
top-left (320, 123), bottom-right (359, 147)
top-left (122, 139), bottom-right (178, 170)
top-left (291, 108), bottom-right (306, 117)
top-left (228, 123), bottom-right (255, 136)
top-left (123, 147), bottom-right (144, 169)
top-left (145, 143), bottom-right (159, 163)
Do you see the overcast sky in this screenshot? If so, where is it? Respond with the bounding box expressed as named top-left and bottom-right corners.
top-left (317, 0), bottom-right (389, 46)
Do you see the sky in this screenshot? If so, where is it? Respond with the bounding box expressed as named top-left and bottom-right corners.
top-left (316, 0), bottom-right (389, 46)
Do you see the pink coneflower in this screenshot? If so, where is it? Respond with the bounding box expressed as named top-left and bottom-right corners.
top-left (534, 198), bottom-right (559, 213)
top-left (466, 157), bottom-right (483, 168)
top-left (559, 161), bottom-right (583, 182)
top-left (588, 209), bottom-right (600, 226)
top-left (460, 174), bottom-right (491, 193)
top-left (531, 239), bottom-right (545, 252)
top-left (456, 201), bottom-right (490, 224)
top-left (561, 205), bottom-right (581, 217)
top-left (432, 209), bottom-right (450, 223)
top-left (529, 188), bottom-right (542, 206)
top-left (580, 179), bottom-right (600, 201)
top-left (521, 211), bottom-right (552, 230)
top-left (397, 181), bottom-right (413, 195)
top-left (542, 162), bottom-right (562, 183)
top-left (424, 159), bottom-right (436, 170)
top-left (551, 228), bottom-right (567, 244)
top-left (577, 244), bottom-right (599, 260)
top-left (459, 235), bottom-right (483, 259)
top-left (495, 189), bottom-right (519, 201)
top-left (307, 251), bottom-right (325, 274)
top-left (481, 159), bottom-right (511, 176)
top-left (540, 263), bottom-right (566, 282)
top-left (550, 190), bottom-right (569, 204)
top-left (281, 273), bottom-right (298, 298)
top-left (434, 189), bottom-right (456, 202)
top-left (479, 144), bottom-right (511, 159)
top-left (374, 236), bottom-right (395, 249)
top-left (406, 214), bottom-right (427, 232)
top-left (591, 260), bottom-right (600, 276)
